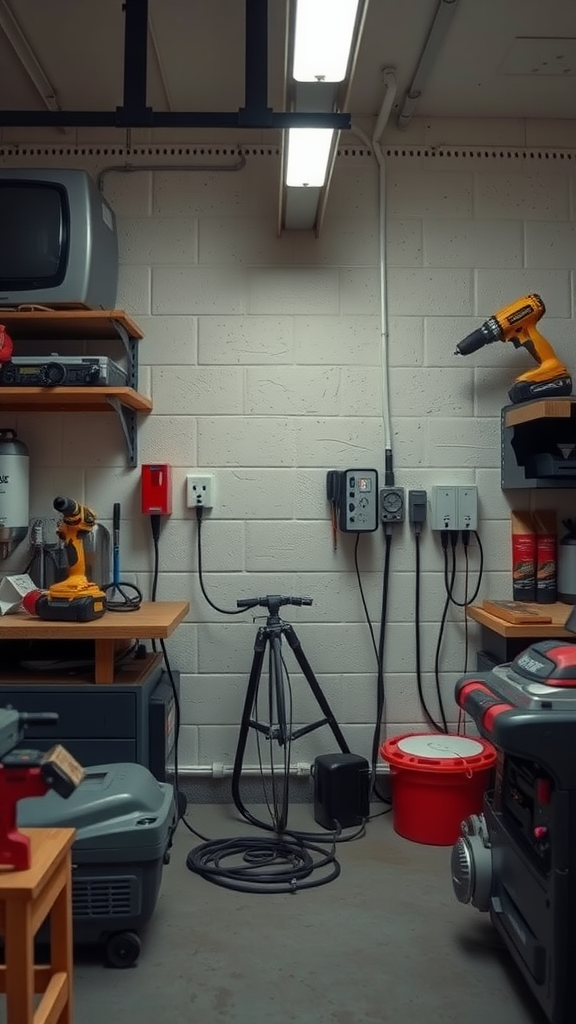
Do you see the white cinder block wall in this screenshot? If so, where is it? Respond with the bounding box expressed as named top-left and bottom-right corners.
top-left (2, 118), bottom-right (576, 771)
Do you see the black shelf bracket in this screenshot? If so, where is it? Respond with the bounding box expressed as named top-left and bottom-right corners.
top-left (107, 396), bottom-right (138, 468)
top-left (109, 314), bottom-right (139, 465)
top-left (111, 317), bottom-right (138, 390)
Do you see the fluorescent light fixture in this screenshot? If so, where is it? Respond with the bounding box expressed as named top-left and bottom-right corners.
top-left (286, 128), bottom-right (334, 187)
top-left (292, 0), bottom-right (360, 82)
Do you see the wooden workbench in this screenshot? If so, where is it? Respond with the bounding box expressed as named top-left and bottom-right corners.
top-left (467, 601), bottom-right (574, 664)
top-left (0, 601), bottom-right (189, 684)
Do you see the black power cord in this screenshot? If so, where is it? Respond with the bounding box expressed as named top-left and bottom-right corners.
top-left (432, 531), bottom-right (455, 734)
top-left (352, 529), bottom-right (393, 810)
top-left (372, 525), bottom-right (392, 804)
top-left (444, 529), bottom-right (484, 608)
top-left (414, 526), bottom-right (445, 733)
top-left (186, 833), bottom-right (341, 894)
top-left (195, 506), bottom-right (246, 615)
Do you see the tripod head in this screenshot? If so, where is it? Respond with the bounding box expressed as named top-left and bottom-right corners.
top-left (237, 594), bottom-right (313, 617)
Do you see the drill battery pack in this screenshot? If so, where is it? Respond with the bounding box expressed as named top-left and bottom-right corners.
top-left (312, 753), bottom-right (370, 830)
top-left (34, 594), bottom-right (106, 622)
top-left (509, 373), bottom-right (572, 404)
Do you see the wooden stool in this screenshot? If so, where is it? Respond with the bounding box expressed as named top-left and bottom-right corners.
top-left (0, 827), bottom-right (75, 1024)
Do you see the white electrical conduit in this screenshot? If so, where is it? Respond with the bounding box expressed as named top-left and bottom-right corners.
top-left (173, 763), bottom-right (389, 777)
top-left (97, 152), bottom-right (247, 192)
top-left (351, 68), bottom-right (397, 464)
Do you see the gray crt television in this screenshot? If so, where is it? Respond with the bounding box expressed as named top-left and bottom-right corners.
top-left (0, 169), bottom-right (118, 309)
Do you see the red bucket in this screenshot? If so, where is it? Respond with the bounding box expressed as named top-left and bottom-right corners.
top-left (380, 733), bottom-right (496, 846)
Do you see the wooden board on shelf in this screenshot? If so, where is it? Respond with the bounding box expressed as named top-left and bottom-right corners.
top-left (0, 309), bottom-right (144, 341)
top-left (481, 600), bottom-right (553, 625)
top-left (467, 600), bottom-right (574, 638)
top-left (0, 386), bottom-right (152, 412)
top-left (504, 398), bottom-right (575, 428)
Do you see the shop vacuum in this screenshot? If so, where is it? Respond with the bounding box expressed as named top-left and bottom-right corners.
top-left (18, 763), bottom-right (176, 968)
top-left (451, 605), bottom-right (576, 1024)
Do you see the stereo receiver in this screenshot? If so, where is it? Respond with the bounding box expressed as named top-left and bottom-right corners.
top-left (0, 356), bottom-right (127, 387)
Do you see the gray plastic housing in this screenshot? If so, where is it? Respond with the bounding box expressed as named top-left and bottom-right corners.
top-left (18, 762), bottom-right (175, 863)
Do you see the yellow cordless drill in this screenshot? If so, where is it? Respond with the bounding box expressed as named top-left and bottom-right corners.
top-left (23, 497), bottom-right (107, 621)
top-left (454, 294), bottom-right (572, 404)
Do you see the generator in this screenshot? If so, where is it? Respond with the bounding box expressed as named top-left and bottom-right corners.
top-left (18, 761), bottom-right (176, 967)
top-left (451, 632), bottom-right (576, 1024)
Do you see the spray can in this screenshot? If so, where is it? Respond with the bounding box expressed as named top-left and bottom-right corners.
top-left (558, 520), bottom-right (576, 604)
top-left (0, 428), bottom-right (29, 559)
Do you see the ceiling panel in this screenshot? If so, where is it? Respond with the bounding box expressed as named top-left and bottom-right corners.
top-left (350, 0), bottom-right (576, 121)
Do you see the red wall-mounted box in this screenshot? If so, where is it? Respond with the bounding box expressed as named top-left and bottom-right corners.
top-left (141, 464), bottom-right (172, 515)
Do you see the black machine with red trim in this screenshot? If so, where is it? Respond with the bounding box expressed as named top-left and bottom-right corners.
top-left (451, 612), bottom-right (576, 1024)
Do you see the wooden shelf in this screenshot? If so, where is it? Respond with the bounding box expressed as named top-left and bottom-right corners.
top-left (0, 386), bottom-right (152, 413)
top-left (0, 601), bottom-right (189, 684)
top-left (0, 309), bottom-right (144, 341)
top-left (504, 398), bottom-right (576, 428)
top-left (467, 601), bottom-right (574, 639)
top-left (0, 309), bottom-right (150, 466)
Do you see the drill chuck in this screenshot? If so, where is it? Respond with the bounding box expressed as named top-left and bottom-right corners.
top-left (454, 317), bottom-right (501, 356)
top-left (54, 495), bottom-right (78, 517)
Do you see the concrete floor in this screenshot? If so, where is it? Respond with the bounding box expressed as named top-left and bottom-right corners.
top-left (4, 804), bottom-right (547, 1024)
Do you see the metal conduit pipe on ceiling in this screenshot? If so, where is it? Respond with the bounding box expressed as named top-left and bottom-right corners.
top-left (397, 0), bottom-right (461, 130)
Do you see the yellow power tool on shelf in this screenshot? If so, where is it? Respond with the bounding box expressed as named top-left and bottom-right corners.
top-left (454, 293), bottom-right (572, 404)
top-left (23, 497), bottom-right (107, 622)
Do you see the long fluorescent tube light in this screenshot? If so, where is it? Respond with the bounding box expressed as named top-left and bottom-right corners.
top-left (292, 0), bottom-right (360, 82)
top-left (285, 128), bottom-right (335, 187)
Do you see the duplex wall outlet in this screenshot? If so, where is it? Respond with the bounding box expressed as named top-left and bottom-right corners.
top-left (430, 485), bottom-right (457, 531)
top-left (186, 473), bottom-right (215, 509)
top-left (457, 486), bottom-right (478, 532)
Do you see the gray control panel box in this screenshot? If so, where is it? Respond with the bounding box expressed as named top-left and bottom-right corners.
top-left (337, 469), bottom-right (379, 532)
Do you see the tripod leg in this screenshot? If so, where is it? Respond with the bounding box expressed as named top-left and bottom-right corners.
top-left (271, 634), bottom-right (288, 747)
top-left (283, 622), bottom-right (351, 754)
top-left (269, 634), bottom-right (290, 832)
top-left (231, 628), bottom-right (268, 826)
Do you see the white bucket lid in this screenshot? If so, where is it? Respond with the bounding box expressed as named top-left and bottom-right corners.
top-left (397, 734), bottom-right (484, 760)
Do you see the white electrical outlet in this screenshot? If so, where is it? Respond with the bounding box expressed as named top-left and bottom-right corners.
top-left (430, 485), bottom-right (457, 531)
top-left (186, 474), bottom-right (215, 509)
top-left (457, 486), bottom-right (478, 532)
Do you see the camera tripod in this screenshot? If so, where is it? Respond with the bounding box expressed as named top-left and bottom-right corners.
top-left (231, 595), bottom-right (350, 833)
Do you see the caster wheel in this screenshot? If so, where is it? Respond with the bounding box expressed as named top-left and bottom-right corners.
top-left (105, 930), bottom-right (141, 968)
top-left (177, 789), bottom-right (188, 819)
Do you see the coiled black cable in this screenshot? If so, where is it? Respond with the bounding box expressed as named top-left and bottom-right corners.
top-left (186, 833), bottom-right (341, 893)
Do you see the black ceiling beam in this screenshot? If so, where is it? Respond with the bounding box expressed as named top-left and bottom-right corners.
top-left (119, 0), bottom-right (152, 123)
top-left (0, 110), bottom-right (350, 129)
top-left (0, 0), bottom-right (351, 131)
top-left (239, 0), bottom-right (273, 127)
